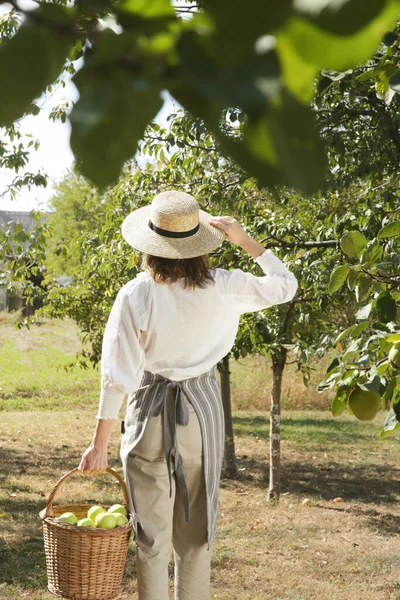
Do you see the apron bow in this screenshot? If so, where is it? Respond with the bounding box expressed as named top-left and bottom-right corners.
top-left (151, 381), bottom-right (190, 522)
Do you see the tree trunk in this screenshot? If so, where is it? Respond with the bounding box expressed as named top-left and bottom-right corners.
top-left (220, 354), bottom-right (237, 478)
top-left (267, 356), bottom-right (285, 502)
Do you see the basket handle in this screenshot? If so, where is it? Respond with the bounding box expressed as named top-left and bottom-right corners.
top-left (44, 467), bottom-right (130, 518)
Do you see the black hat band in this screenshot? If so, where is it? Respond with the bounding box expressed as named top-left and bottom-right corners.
top-left (148, 220), bottom-right (200, 238)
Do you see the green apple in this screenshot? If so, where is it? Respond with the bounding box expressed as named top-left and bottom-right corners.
top-left (95, 512), bottom-right (117, 529)
top-left (87, 505), bottom-right (106, 522)
top-left (58, 512), bottom-right (78, 525)
top-left (115, 514), bottom-right (129, 527)
top-left (389, 343), bottom-right (400, 371)
top-left (77, 518), bottom-right (95, 527)
top-left (107, 504), bottom-right (128, 518)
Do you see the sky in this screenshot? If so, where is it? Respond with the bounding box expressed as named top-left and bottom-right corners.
top-left (0, 83), bottom-right (177, 212)
top-left (0, 2), bottom-right (180, 213)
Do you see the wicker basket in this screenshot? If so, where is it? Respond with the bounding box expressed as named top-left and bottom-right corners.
top-left (39, 467), bottom-right (133, 600)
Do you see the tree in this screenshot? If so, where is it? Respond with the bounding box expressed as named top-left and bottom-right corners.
top-left (0, 0), bottom-right (398, 195)
top-left (317, 180), bottom-right (400, 439)
top-left (0, 11), bottom-right (45, 201)
top-left (0, 210), bottom-right (49, 317)
top-left (44, 167), bottom-right (109, 280)
top-left (314, 22), bottom-right (400, 185)
top-left (311, 27), bottom-right (400, 438)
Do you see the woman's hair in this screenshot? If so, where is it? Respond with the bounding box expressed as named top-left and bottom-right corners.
top-left (141, 253), bottom-right (215, 290)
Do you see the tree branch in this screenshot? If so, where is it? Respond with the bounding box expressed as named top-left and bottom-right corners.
top-left (260, 233), bottom-right (339, 249)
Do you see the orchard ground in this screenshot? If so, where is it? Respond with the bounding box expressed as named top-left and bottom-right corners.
top-left (1, 314), bottom-right (400, 600)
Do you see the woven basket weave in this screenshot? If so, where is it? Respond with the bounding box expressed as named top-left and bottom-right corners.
top-left (39, 467), bottom-right (133, 600)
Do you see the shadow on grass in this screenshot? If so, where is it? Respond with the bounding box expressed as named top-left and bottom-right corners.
top-left (232, 414), bottom-right (380, 444)
top-left (223, 454), bottom-right (400, 508)
top-left (308, 501), bottom-right (400, 536)
top-left (281, 460), bottom-right (400, 505)
top-left (0, 443), bottom-right (123, 485)
top-left (0, 496), bottom-right (51, 589)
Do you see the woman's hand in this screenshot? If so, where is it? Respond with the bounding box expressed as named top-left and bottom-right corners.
top-left (78, 443), bottom-right (108, 475)
top-left (209, 216), bottom-right (250, 246)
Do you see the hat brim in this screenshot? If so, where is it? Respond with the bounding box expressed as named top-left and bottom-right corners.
top-left (121, 206), bottom-right (226, 259)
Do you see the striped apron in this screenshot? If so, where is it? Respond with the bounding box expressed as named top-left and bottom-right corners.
top-left (119, 364), bottom-right (225, 548)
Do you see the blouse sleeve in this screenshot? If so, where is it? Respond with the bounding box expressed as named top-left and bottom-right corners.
top-left (96, 284), bottom-right (147, 420)
top-left (216, 249), bottom-right (298, 314)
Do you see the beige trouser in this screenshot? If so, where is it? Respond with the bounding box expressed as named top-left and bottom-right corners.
top-left (126, 395), bottom-right (212, 600)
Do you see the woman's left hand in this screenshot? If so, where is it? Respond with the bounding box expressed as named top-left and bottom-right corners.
top-left (78, 444), bottom-right (108, 475)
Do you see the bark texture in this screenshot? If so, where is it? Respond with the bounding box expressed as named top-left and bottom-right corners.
top-left (267, 352), bottom-right (286, 501)
top-left (220, 354), bottom-right (237, 478)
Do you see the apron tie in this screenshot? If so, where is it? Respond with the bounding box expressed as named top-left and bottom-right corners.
top-left (151, 381), bottom-right (190, 522)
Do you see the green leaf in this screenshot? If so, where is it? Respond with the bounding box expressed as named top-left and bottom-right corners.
top-left (276, 31), bottom-right (319, 104)
top-left (375, 292), bottom-right (397, 323)
top-left (203, 0), bottom-right (293, 60)
top-left (362, 375), bottom-right (381, 394)
top-left (377, 361), bottom-right (390, 376)
top-left (173, 80), bottom-right (327, 193)
top-left (223, 91), bottom-right (328, 193)
top-left (379, 338), bottom-right (393, 353)
top-left (331, 393), bottom-right (346, 417)
top-left (393, 386), bottom-right (400, 420)
top-left (386, 334), bottom-right (400, 343)
top-left (388, 72), bottom-right (400, 92)
top-left (320, 69), bottom-right (353, 81)
top-left (356, 69), bottom-right (376, 83)
top-left (355, 274), bottom-right (371, 304)
top-left (70, 59), bottom-right (163, 188)
top-left (177, 31), bottom-right (281, 118)
top-left (317, 379), bottom-right (336, 392)
top-left (383, 376), bottom-right (397, 405)
top-left (0, 5), bottom-right (74, 127)
top-left (285, 2), bottom-right (399, 71)
top-left (380, 408), bottom-right (400, 439)
top-left (382, 31), bottom-right (398, 46)
top-left (334, 324), bottom-right (355, 344)
top-left (355, 302), bottom-right (372, 320)
top-left (351, 321), bottom-right (370, 339)
top-left (118, 0), bottom-right (175, 18)
top-left (327, 356), bottom-right (341, 373)
top-left (377, 221), bottom-right (400, 238)
top-left (343, 338), bottom-right (360, 359)
top-left (294, 0), bottom-right (388, 36)
top-left (346, 268), bottom-right (359, 291)
top-left (360, 239), bottom-right (383, 266)
top-left (328, 265), bottom-right (351, 295)
top-left (340, 231), bottom-right (368, 259)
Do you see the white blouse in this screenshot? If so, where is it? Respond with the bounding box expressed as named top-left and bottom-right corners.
top-left (97, 249), bottom-right (298, 419)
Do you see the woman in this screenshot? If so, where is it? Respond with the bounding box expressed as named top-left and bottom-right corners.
top-left (78, 190), bottom-right (298, 600)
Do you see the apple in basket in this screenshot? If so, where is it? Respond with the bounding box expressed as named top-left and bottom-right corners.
top-left (95, 512), bottom-right (117, 529)
top-left (57, 512), bottom-right (78, 525)
top-left (115, 514), bottom-right (129, 527)
top-left (77, 518), bottom-right (95, 527)
top-left (107, 504), bottom-right (128, 518)
top-left (87, 505), bottom-right (106, 522)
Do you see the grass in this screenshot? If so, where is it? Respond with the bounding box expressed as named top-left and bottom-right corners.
top-left (2, 410), bottom-right (400, 600)
top-left (0, 315), bottom-right (99, 411)
top-left (0, 312), bottom-right (335, 413)
top-left (2, 315), bottom-right (400, 599)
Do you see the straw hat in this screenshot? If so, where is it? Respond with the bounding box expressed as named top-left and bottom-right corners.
top-left (121, 190), bottom-right (226, 259)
